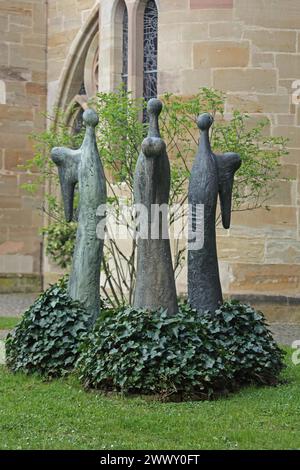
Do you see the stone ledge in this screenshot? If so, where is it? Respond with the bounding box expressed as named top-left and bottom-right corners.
top-left (228, 293), bottom-right (300, 306)
top-left (0, 273), bottom-right (42, 293)
top-left (228, 293), bottom-right (300, 324)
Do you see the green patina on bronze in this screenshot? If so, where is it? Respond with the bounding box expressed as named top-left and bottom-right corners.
top-left (133, 99), bottom-right (178, 315)
top-left (51, 109), bottom-right (106, 326)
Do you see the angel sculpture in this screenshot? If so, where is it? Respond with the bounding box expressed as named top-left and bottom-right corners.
top-left (51, 108), bottom-right (107, 326)
top-left (188, 113), bottom-right (241, 313)
top-left (133, 99), bottom-right (178, 315)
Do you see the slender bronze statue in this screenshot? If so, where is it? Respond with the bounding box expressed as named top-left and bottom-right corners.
top-left (133, 99), bottom-right (178, 315)
top-left (188, 113), bottom-right (241, 313)
top-left (51, 108), bottom-right (107, 326)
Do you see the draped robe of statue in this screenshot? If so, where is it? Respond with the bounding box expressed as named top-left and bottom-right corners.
top-left (188, 113), bottom-right (241, 313)
top-left (51, 108), bottom-right (107, 326)
top-left (133, 99), bottom-right (178, 315)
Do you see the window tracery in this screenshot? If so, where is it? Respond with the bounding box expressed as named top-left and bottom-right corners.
top-left (122, 7), bottom-right (129, 90)
top-left (143, 0), bottom-right (158, 103)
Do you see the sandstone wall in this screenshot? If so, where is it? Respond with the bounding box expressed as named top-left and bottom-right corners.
top-left (46, 0), bottom-right (300, 300)
top-left (47, 0), bottom-right (97, 111)
top-left (0, 0), bottom-right (47, 292)
top-left (2, 0), bottom-right (300, 300)
top-left (43, 0), bottom-right (97, 286)
top-left (157, 0), bottom-right (300, 298)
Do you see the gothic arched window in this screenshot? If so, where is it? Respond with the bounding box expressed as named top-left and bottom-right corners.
top-left (122, 7), bottom-right (129, 90)
top-left (143, 0), bottom-right (158, 103)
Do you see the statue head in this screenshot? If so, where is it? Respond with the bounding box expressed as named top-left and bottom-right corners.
top-left (197, 113), bottom-right (214, 131)
top-left (147, 98), bottom-right (163, 116)
top-left (83, 108), bottom-right (99, 128)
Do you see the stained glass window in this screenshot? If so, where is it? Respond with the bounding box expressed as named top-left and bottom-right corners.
top-left (122, 7), bottom-right (129, 90)
top-left (143, 0), bottom-right (158, 104)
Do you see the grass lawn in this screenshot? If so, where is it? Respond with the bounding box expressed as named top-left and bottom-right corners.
top-left (0, 348), bottom-right (299, 450)
top-left (0, 317), bottom-right (20, 330)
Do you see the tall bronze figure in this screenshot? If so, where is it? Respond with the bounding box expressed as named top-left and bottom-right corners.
top-left (51, 108), bottom-right (107, 326)
top-left (188, 113), bottom-right (241, 313)
top-left (133, 99), bottom-right (178, 315)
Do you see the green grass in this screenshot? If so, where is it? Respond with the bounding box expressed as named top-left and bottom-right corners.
top-left (0, 349), bottom-right (299, 450)
top-left (0, 317), bottom-right (20, 330)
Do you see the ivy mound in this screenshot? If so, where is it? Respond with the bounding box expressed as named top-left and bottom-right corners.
top-left (77, 301), bottom-right (285, 400)
top-left (6, 281), bottom-right (89, 378)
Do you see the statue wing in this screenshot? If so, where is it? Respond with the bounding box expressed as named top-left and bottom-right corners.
top-left (215, 152), bottom-right (241, 229)
top-left (51, 147), bottom-right (80, 222)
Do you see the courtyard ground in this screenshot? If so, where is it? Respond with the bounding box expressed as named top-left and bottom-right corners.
top-left (0, 294), bottom-right (300, 450)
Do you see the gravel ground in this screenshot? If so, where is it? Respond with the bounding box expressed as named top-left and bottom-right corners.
top-left (0, 294), bottom-right (300, 347)
top-left (269, 323), bottom-right (300, 348)
top-left (0, 330), bottom-right (10, 340)
top-left (0, 293), bottom-right (38, 317)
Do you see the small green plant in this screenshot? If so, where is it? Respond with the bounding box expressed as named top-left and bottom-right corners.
top-left (5, 279), bottom-right (89, 378)
top-left (77, 300), bottom-right (285, 400)
top-left (42, 221), bottom-right (77, 269)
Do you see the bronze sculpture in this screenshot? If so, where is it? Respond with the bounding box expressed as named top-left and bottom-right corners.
top-left (51, 108), bottom-right (107, 326)
top-left (188, 113), bottom-right (241, 313)
top-left (133, 99), bottom-right (178, 315)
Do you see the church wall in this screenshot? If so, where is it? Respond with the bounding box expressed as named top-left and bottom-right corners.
top-left (46, 0), bottom-right (300, 301)
top-left (0, 0), bottom-right (47, 292)
top-left (2, 0), bottom-right (300, 304)
top-left (157, 0), bottom-right (300, 299)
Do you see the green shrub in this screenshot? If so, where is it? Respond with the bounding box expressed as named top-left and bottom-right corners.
top-left (77, 301), bottom-right (285, 400)
top-left (210, 301), bottom-right (284, 385)
top-left (42, 221), bottom-right (77, 269)
top-left (5, 280), bottom-right (89, 378)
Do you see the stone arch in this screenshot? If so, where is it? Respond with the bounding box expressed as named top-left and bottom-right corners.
top-left (54, 3), bottom-right (100, 113)
top-left (111, 0), bottom-right (129, 90)
top-left (135, 0), bottom-right (160, 13)
top-left (84, 32), bottom-right (99, 99)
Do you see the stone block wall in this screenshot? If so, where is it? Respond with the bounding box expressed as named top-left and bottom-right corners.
top-left (2, 0), bottom-right (300, 301)
top-left (45, 0), bottom-right (300, 299)
top-left (157, 0), bottom-right (300, 298)
top-left (44, 0), bottom-right (97, 286)
top-left (0, 0), bottom-right (47, 292)
top-left (47, 0), bottom-right (97, 111)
